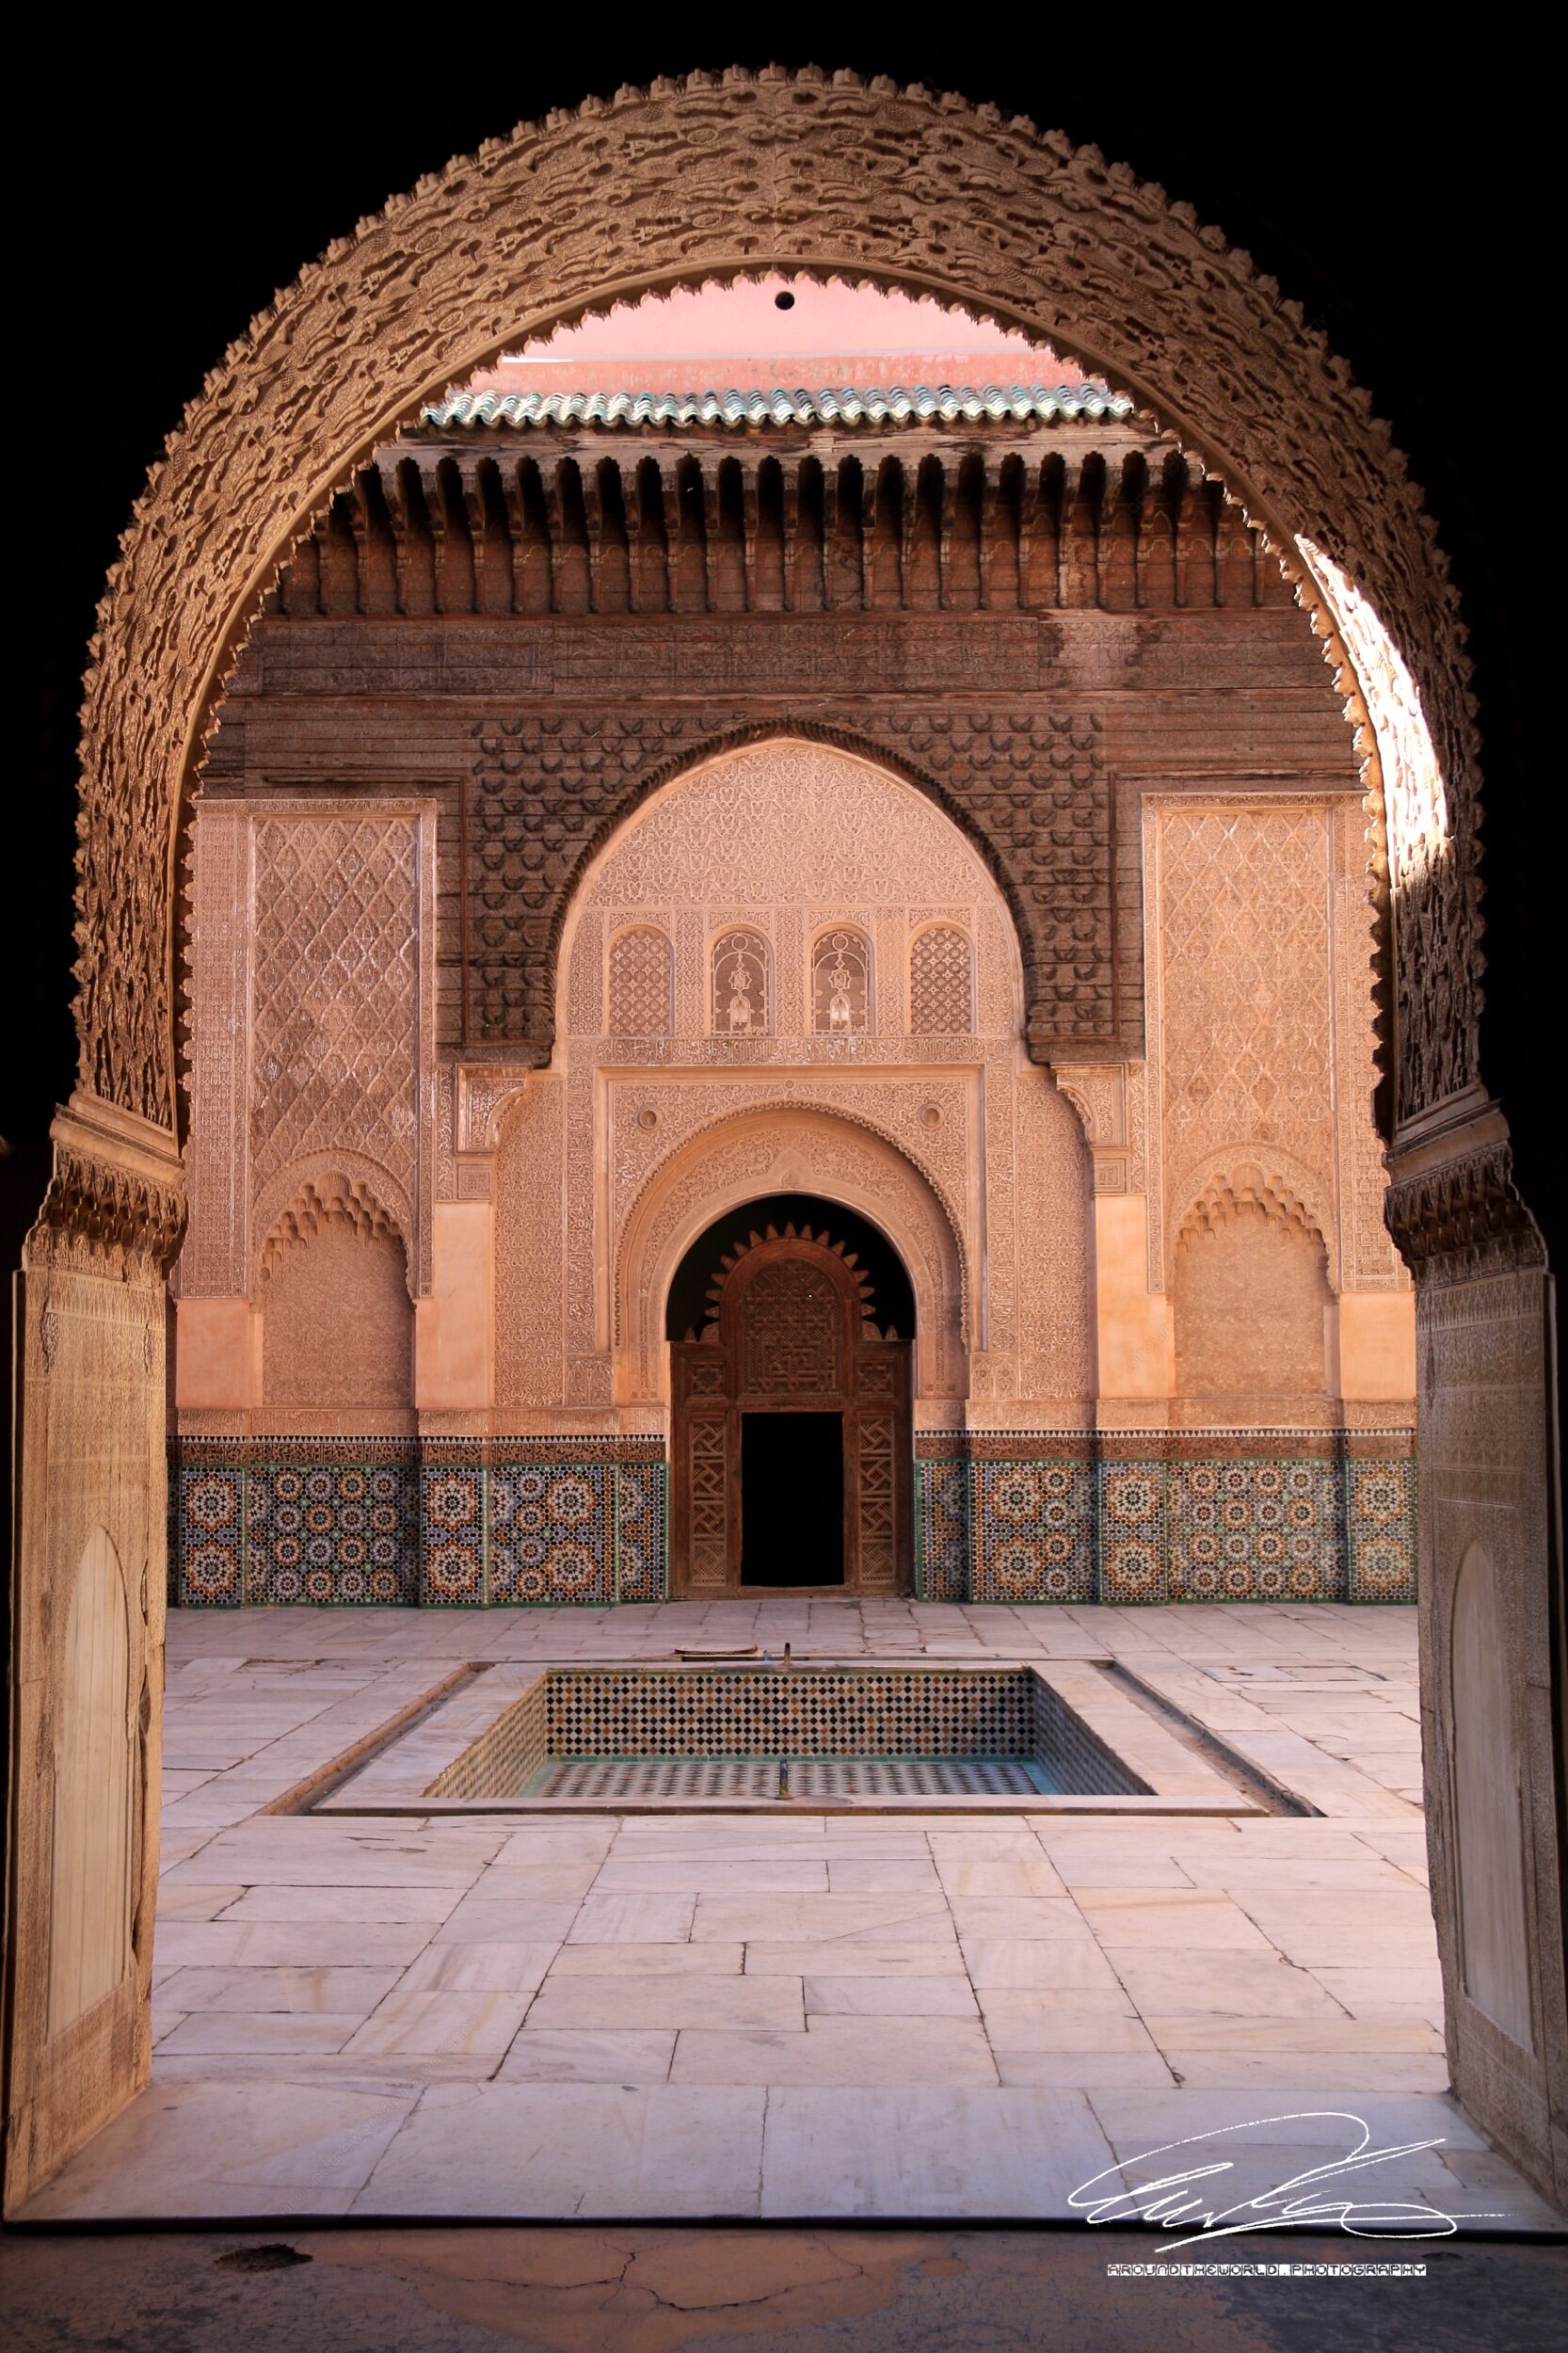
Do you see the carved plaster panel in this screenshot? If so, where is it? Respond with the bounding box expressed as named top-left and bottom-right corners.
top-left (607, 926), bottom-right (675, 1036)
top-left (607, 1075), bottom-right (975, 1310)
top-left (247, 804), bottom-right (434, 1293)
top-left (182, 800), bottom-right (435, 1298)
top-left (711, 929), bottom-right (773, 1037)
top-left (178, 803), bottom-right (250, 1295)
top-left (584, 741), bottom-right (992, 915)
top-left (810, 930), bottom-right (872, 1036)
top-left (674, 911), bottom-right (705, 1039)
top-left (251, 1149), bottom-right (411, 1293)
top-left (560, 744), bottom-right (1021, 1080)
top-left (1302, 542), bottom-right (1478, 1123)
top-left (1126, 1060), bottom-right (1149, 1195)
top-left (494, 1077), bottom-right (566, 1405)
top-left (1144, 798), bottom-right (1361, 1294)
top-left (457, 1064), bottom-right (531, 1155)
top-left (567, 910), bottom-right (603, 1035)
top-left (1333, 799), bottom-right (1405, 1289)
top-left (432, 1064), bottom-right (457, 1204)
top-left (910, 925), bottom-right (976, 1035)
top-left (565, 1069), bottom-right (598, 1355)
top-left (1015, 1072), bottom-right (1096, 1405)
top-left (1052, 1063), bottom-right (1126, 1151)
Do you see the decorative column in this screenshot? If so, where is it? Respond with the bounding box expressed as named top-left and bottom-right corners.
top-left (1387, 1090), bottom-right (1566, 2209)
top-left (6, 1094), bottom-right (184, 2209)
top-left (1053, 1062), bottom-right (1174, 1424)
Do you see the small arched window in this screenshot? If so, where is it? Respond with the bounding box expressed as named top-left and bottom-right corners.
top-left (711, 929), bottom-right (772, 1036)
top-left (608, 926), bottom-right (674, 1035)
top-left (909, 925), bottom-right (973, 1034)
top-left (811, 927), bottom-right (872, 1034)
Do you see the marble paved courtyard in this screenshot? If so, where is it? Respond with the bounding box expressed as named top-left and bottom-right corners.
top-left (21, 1601), bottom-right (1563, 2230)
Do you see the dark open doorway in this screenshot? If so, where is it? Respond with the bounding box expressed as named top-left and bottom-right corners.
top-left (741, 1412), bottom-right (844, 1588)
top-left (669, 1209), bottom-right (912, 1595)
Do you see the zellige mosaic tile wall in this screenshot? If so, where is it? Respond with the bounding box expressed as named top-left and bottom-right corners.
top-left (172, 1438), bottom-right (665, 1607)
top-left (173, 1431), bottom-right (1410, 1606)
top-left (916, 1431), bottom-right (1416, 1606)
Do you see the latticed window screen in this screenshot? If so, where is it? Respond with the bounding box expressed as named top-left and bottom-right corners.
top-left (909, 925), bottom-right (973, 1033)
top-left (811, 928), bottom-right (872, 1033)
top-left (711, 929), bottom-right (771, 1035)
top-left (607, 927), bottom-right (673, 1034)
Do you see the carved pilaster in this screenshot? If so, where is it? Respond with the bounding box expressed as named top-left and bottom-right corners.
top-left (7, 1094), bottom-right (183, 2212)
top-left (1384, 1087), bottom-right (1566, 2210)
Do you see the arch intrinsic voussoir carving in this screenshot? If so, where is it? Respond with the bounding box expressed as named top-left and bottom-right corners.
top-left (75, 66), bottom-right (1473, 1152)
top-left (617, 1105), bottom-right (968, 1404)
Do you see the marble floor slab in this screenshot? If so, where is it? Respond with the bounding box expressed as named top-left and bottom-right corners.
top-left (18, 2081), bottom-right (421, 2220)
top-left (671, 2017), bottom-right (999, 2087)
top-left (15, 1599), bottom-right (1563, 2231)
top-left (758, 2088), bottom-right (1115, 2217)
top-left (527, 1974), bottom-right (806, 2032)
top-left (804, 1975), bottom-right (979, 2016)
top-left (354, 2084), bottom-right (769, 2217)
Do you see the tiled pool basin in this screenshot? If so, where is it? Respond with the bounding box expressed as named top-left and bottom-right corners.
top-left (312, 1661), bottom-right (1259, 1816)
top-left (429, 1666), bottom-right (1146, 1803)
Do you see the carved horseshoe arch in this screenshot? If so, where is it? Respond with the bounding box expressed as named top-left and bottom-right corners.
top-left (670, 1219), bottom-right (912, 1596)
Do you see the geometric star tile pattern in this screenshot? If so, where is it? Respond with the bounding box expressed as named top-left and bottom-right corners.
top-left (173, 1435), bottom-right (1412, 1609)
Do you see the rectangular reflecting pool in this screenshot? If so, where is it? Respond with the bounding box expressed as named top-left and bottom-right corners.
top-left (428, 1666), bottom-right (1146, 1804)
top-left (312, 1660), bottom-right (1261, 1817)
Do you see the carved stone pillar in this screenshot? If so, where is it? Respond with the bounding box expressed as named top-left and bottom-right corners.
top-left (1387, 1089), bottom-right (1566, 2209)
top-left (4, 1094), bottom-right (184, 2211)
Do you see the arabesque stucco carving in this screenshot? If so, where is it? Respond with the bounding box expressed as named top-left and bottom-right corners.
top-left (75, 66), bottom-right (1478, 1160)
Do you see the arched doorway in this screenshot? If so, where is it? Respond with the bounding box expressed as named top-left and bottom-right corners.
top-left (10, 70), bottom-right (1560, 2217)
top-left (669, 1209), bottom-right (913, 1594)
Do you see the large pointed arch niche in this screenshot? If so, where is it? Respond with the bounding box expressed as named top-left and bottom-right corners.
top-left (557, 731), bottom-right (1027, 1046)
top-left (550, 730), bottom-right (1032, 1419)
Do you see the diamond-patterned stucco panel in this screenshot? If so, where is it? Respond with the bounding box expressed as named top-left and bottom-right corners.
top-left (1152, 803), bottom-right (1337, 1269)
top-left (249, 815), bottom-right (420, 1211)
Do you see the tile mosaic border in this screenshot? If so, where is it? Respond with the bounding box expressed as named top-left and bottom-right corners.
top-left (173, 1431), bottom-right (1412, 1608)
top-left (172, 1441), bottom-right (668, 1608)
top-left (914, 1432), bottom-right (1415, 1606)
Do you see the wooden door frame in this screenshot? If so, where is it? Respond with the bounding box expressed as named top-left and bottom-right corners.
top-left (669, 1227), bottom-right (912, 1596)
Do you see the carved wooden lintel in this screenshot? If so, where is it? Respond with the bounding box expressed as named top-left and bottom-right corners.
top-left (25, 1094), bottom-right (185, 1282)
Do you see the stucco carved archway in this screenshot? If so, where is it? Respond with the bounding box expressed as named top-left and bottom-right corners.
top-left (69, 67), bottom-right (1480, 1149)
top-left (616, 1106), bottom-right (968, 1407)
top-left (14, 68), bottom-right (1560, 2217)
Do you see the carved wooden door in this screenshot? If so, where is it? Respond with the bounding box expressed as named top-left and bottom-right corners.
top-left (670, 1224), bottom-right (911, 1594)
